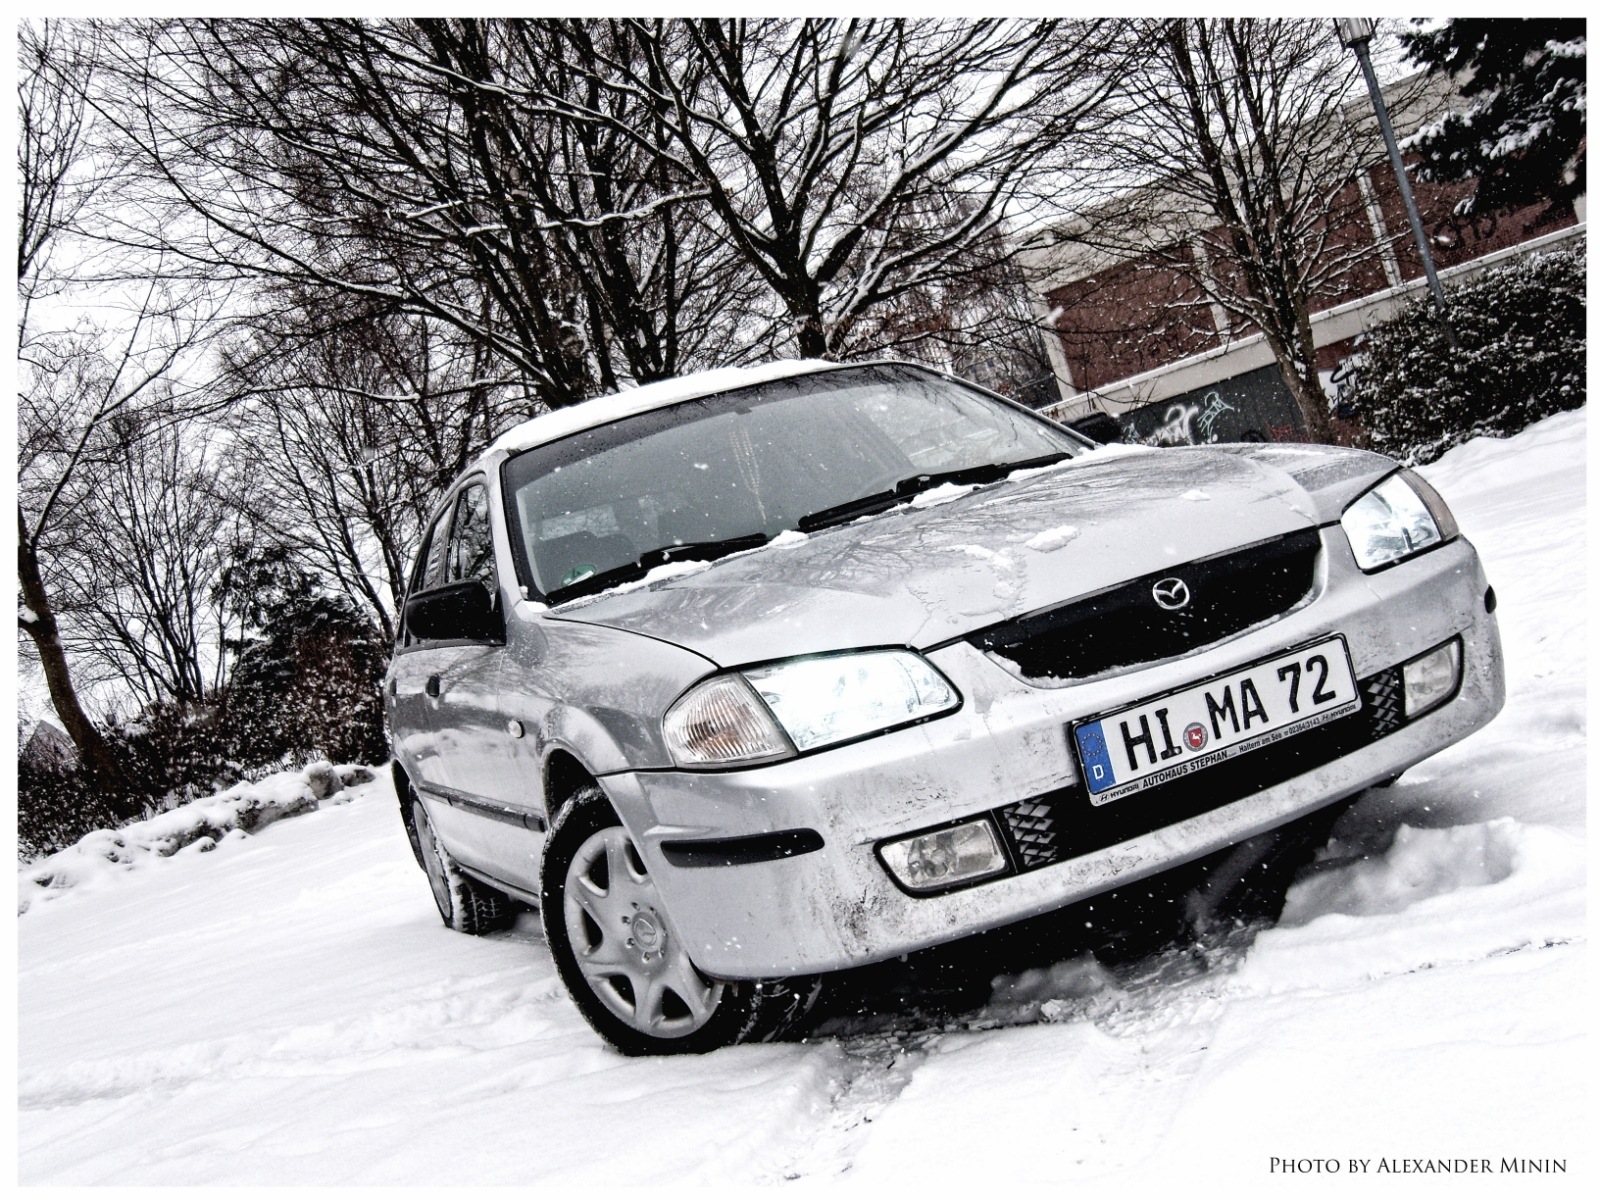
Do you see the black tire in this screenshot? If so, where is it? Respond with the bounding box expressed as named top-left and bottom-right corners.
top-left (394, 763), bottom-right (427, 871)
top-left (1184, 797), bottom-right (1358, 934)
top-left (412, 796), bottom-right (517, 935)
top-left (539, 784), bottom-right (818, 1055)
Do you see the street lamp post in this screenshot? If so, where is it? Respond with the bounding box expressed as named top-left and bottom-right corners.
top-left (1335, 18), bottom-right (1460, 349)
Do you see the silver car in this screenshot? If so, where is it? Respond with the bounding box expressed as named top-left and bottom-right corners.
top-left (387, 359), bottom-right (1503, 1054)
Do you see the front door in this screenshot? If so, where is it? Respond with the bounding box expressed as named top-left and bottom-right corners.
top-left (423, 480), bottom-right (544, 886)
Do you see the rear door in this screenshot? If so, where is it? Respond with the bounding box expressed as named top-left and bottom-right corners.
top-left (389, 504), bottom-right (456, 795)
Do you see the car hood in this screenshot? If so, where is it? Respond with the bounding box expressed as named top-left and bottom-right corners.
top-left (547, 444), bottom-right (1393, 667)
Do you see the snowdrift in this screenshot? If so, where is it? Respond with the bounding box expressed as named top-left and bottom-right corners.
top-left (17, 762), bottom-right (375, 915)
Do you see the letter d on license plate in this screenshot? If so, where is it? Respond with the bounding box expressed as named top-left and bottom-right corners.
top-left (1072, 636), bottom-right (1360, 806)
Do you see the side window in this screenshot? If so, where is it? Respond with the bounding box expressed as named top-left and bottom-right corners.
top-left (414, 509), bottom-right (452, 594)
top-left (446, 482), bottom-right (496, 588)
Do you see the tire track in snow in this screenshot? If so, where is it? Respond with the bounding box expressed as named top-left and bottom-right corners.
top-left (776, 908), bottom-right (1580, 1182)
top-left (765, 928), bottom-right (1260, 1181)
top-left (764, 1032), bottom-right (934, 1182)
top-left (18, 968), bottom-right (568, 1111)
top-left (806, 808), bottom-right (1585, 1181)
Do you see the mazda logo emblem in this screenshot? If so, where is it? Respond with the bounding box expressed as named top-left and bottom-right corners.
top-left (1152, 577), bottom-right (1191, 610)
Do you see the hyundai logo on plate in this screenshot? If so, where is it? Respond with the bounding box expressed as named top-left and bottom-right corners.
top-left (1152, 576), bottom-right (1191, 610)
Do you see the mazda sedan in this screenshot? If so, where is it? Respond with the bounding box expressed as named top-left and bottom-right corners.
top-left (386, 359), bottom-right (1503, 1054)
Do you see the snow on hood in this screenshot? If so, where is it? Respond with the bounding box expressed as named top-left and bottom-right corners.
top-left (550, 445), bottom-right (1391, 667)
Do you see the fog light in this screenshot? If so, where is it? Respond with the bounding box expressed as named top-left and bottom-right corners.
top-left (1402, 639), bottom-right (1462, 718)
top-left (880, 819), bottom-right (1007, 892)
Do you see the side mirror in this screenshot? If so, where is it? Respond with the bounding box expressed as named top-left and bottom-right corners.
top-left (1067, 411), bottom-right (1127, 444)
top-left (404, 581), bottom-right (504, 643)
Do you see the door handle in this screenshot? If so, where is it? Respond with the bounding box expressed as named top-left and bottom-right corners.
top-left (425, 674), bottom-right (442, 698)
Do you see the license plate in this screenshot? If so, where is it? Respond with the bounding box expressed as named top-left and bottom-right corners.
top-left (1071, 636), bottom-right (1361, 806)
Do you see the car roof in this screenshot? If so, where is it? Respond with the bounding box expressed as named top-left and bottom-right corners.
top-left (479, 358), bottom-right (853, 468)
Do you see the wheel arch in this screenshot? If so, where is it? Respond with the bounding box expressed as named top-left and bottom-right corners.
top-left (543, 746), bottom-right (608, 828)
top-left (392, 760), bottom-right (426, 870)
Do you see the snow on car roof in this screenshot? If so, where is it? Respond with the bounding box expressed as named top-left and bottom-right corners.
top-left (482, 358), bottom-right (848, 464)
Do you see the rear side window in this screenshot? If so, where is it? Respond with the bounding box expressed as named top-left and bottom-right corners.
top-left (414, 509), bottom-right (452, 594)
top-left (446, 483), bottom-right (496, 587)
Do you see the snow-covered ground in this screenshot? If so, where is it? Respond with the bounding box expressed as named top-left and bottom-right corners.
top-left (17, 412), bottom-right (1587, 1187)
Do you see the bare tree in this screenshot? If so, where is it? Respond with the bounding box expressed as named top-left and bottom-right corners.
top-left (18, 21), bottom-right (107, 774)
top-left (809, 197), bottom-right (1060, 406)
top-left (17, 21), bottom-right (225, 779)
top-left (51, 421), bottom-right (242, 710)
top-left (219, 299), bottom-right (532, 642)
top-left (100, 19), bottom-right (1124, 386)
top-left (409, 19), bottom-right (770, 383)
top-left (98, 19), bottom-right (768, 409)
top-left (558, 18), bottom-right (1123, 360)
top-left (1073, 19), bottom-right (1425, 442)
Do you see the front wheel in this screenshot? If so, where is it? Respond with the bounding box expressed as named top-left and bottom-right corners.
top-left (539, 785), bottom-right (817, 1055)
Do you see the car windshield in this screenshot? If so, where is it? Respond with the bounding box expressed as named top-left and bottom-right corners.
top-left (501, 363), bottom-right (1087, 602)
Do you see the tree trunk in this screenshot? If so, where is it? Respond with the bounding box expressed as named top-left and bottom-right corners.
top-left (1259, 291), bottom-right (1335, 444)
top-left (17, 506), bottom-right (122, 787)
top-left (1275, 359), bottom-right (1336, 445)
top-left (795, 315), bottom-right (828, 359)
top-left (1280, 300), bottom-right (1335, 443)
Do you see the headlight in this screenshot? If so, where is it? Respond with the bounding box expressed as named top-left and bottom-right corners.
top-left (663, 650), bottom-right (961, 767)
top-left (1340, 470), bottom-right (1459, 572)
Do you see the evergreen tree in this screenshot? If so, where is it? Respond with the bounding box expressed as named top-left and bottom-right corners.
top-left (221, 549), bottom-right (390, 769)
top-left (1400, 19), bottom-right (1586, 222)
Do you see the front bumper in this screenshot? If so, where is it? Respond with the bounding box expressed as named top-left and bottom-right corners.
top-left (601, 531), bottom-right (1504, 978)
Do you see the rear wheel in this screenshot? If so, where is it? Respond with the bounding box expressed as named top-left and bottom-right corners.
top-left (540, 784), bottom-right (817, 1055)
top-left (412, 796), bottom-right (517, 935)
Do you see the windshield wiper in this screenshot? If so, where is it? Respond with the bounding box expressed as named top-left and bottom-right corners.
top-left (546, 533), bottom-right (771, 604)
top-left (637, 534), bottom-right (771, 569)
top-left (797, 452), bottom-right (1071, 533)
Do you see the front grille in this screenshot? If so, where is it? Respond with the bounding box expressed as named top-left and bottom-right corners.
top-left (969, 528), bottom-right (1322, 682)
top-left (991, 666), bottom-right (1408, 874)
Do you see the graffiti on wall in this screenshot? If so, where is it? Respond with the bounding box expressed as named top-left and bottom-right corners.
top-left (1321, 352), bottom-right (1365, 421)
top-left (1117, 363), bottom-right (1305, 446)
top-left (1143, 392), bottom-right (1240, 446)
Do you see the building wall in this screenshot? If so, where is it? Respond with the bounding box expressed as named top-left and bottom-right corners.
top-left (1039, 219), bottom-right (1584, 444)
top-left (1116, 364), bottom-right (1307, 447)
top-left (1025, 71), bottom-right (1583, 444)
top-left (1043, 244), bottom-right (1222, 393)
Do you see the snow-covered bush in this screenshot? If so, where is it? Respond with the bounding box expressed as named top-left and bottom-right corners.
top-left (225, 590), bottom-right (389, 770)
top-left (1348, 241), bottom-right (1585, 463)
top-left (15, 759), bottom-right (123, 863)
top-left (105, 699), bottom-right (248, 810)
top-left (17, 579), bottom-right (388, 861)
top-left (18, 698), bottom-right (268, 860)
top-left (16, 761), bottom-right (375, 913)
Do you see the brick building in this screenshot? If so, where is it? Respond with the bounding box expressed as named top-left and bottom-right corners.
top-left (1020, 71), bottom-right (1586, 445)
